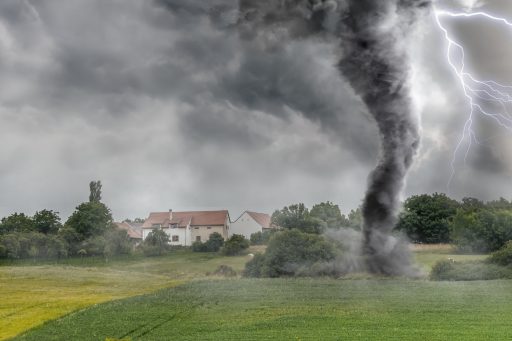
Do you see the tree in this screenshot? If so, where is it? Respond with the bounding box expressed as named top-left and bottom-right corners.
top-left (347, 207), bottom-right (363, 229)
top-left (89, 181), bottom-right (102, 203)
top-left (450, 209), bottom-right (512, 253)
top-left (141, 229), bottom-right (170, 256)
top-left (271, 203), bottom-right (322, 234)
top-left (396, 193), bottom-right (459, 243)
top-left (65, 202), bottom-right (114, 240)
top-left (250, 230), bottom-right (275, 245)
top-left (221, 234), bottom-right (250, 256)
top-left (0, 213), bottom-right (35, 234)
top-left (244, 229), bottom-right (336, 277)
top-left (33, 210), bottom-right (62, 234)
top-left (310, 201), bottom-right (349, 229)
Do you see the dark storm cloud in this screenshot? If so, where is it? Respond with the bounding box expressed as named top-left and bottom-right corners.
top-left (1, 0), bottom-right (512, 221)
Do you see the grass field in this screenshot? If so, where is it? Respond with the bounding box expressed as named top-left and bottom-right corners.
top-left (0, 246), bottom-right (494, 340)
top-left (13, 279), bottom-right (512, 341)
top-left (0, 251), bottom-right (252, 340)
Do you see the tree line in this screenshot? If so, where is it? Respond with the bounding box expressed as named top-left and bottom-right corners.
top-left (0, 181), bottom-right (132, 260)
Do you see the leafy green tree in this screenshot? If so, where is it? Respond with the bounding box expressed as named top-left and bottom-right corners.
top-left (486, 197), bottom-right (512, 210)
top-left (347, 207), bottom-right (363, 229)
top-left (271, 203), bottom-right (322, 234)
top-left (0, 213), bottom-right (35, 234)
top-left (141, 229), bottom-right (170, 256)
top-left (310, 201), bottom-right (349, 229)
top-left (221, 234), bottom-right (250, 256)
top-left (65, 202), bottom-right (114, 240)
top-left (250, 230), bottom-right (275, 245)
top-left (460, 197), bottom-right (485, 212)
top-left (33, 210), bottom-right (62, 234)
top-left (396, 193), bottom-right (459, 243)
top-left (450, 209), bottom-right (512, 253)
top-left (89, 181), bottom-right (102, 203)
top-left (244, 229), bottom-right (336, 278)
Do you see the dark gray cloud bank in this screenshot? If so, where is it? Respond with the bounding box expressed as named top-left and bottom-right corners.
top-left (0, 0), bottom-right (511, 221)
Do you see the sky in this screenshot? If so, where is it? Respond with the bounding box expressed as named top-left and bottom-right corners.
top-left (1, 0), bottom-right (512, 221)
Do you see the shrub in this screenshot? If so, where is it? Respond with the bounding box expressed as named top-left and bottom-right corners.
top-left (430, 259), bottom-right (512, 281)
top-left (244, 253), bottom-right (266, 277)
top-left (192, 233), bottom-right (225, 252)
top-left (141, 229), bottom-right (170, 257)
top-left (250, 230), bottom-right (274, 245)
top-left (205, 232), bottom-right (224, 252)
top-left (192, 241), bottom-right (208, 252)
top-left (244, 229), bottom-right (336, 277)
top-left (221, 234), bottom-right (250, 256)
top-left (0, 232), bottom-right (68, 259)
top-left (103, 229), bottom-right (133, 256)
top-left (488, 241), bottom-right (512, 266)
top-left (208, 265), bottom-right (237, 277)
top-left (450, 209), bottom-right (512, 253)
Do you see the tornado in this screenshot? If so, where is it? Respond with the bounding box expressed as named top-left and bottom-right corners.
top-left (236, 0), bottom-right (430, 275)
top-left (338, 0), bottom-right (429, 275)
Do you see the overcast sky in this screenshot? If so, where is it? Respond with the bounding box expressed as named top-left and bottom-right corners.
top-left (1, 0), bottom-right (512, 221)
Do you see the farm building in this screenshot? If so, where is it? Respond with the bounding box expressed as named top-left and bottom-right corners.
top-left (141, 210), bottom-right (230, 246)
top-left (114, 221), bottom-right (143, 244)
top-left (230, 211), bottom-right (275, 239)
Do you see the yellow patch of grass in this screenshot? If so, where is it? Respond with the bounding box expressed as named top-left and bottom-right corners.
top-left (0, 266), bottom-right (180, 340)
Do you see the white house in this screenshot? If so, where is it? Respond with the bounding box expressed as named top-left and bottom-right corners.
top-left (141, 210), bottom-right (230, 246)
top-left (230, 211), bottom-right (274, 239)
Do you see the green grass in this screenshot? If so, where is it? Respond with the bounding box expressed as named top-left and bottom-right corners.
top-left (0, 246), bottom-right (501, 340)
top-left (13, 279), bottom-right (512, 341)
top-left (0, 250), bottom-right (252, 340)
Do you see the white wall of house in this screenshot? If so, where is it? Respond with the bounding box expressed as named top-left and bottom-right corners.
top-left (230, 212), bottom-right (262, 239)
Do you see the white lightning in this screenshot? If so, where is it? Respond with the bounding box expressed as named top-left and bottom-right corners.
top-left (434, 7), bottom-right (512, 187)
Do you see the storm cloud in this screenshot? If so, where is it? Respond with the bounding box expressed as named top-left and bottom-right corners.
top-left (0, 0), bottom-right (511, 221)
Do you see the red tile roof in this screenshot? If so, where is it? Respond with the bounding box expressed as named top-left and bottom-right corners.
top-left (142, 210), bottom-right (229, 229)
top-left (115, 222), bottom-right (142, 239)
top-left (246, 211), bottom-right (272, 229)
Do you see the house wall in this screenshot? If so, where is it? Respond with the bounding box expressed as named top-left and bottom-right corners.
top-left (230, 212), bottom-right (262, 239)
top-left (190, 225), bottom-right (228, 243)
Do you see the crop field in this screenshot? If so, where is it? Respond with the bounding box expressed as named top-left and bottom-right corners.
top-left (13, 279), bottom-right (512, 341)
top-left (0, 247), bottom-right (494, 340)
top-left (0, 251), bottom-right (251, 340)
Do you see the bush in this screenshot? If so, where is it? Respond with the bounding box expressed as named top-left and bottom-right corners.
top-left (141, 229), bottom-right (170, 257)
top-left (208, 265), bottom-right (237, 277)
top-left (450, 209), bottom-right (512, 253)
top-left (430, 259), bottom-right (512, 281)
top-left (250, 230), bottom-right (274, 245)
top-left (0, 232), bottom-right (68, 259)
top-left (488, 241), bottom-right (512, 266)
top-left (192, 233), bottom-right (225, 252)
top-left (221, 234), bottom-right (250, 256)
top-left (244, 229), bottom-right (336, 277)
top-left (103, 229), bottom-right (133, 256)
top-left (244, 253), bottom-right (266, 277)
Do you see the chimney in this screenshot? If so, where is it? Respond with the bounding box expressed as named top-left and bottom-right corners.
top-left (169, 209), bottom-right (173, 221)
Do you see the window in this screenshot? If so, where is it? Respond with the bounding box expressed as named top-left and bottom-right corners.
top-left (196, 236), bottom-right (201, 242)
top-left (172, 235), bottom-right (179, 242)
top-left (194, 227), bottom-right (199, 230)
top-left (207, 226), bottom-right (211, 229)
top-left (170, 224), bottom-right (178, 229)
top-left (152, 224), bottom-right (161, 228)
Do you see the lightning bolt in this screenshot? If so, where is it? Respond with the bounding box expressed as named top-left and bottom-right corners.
top-left (434, 7), bottom-right (512, 188)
